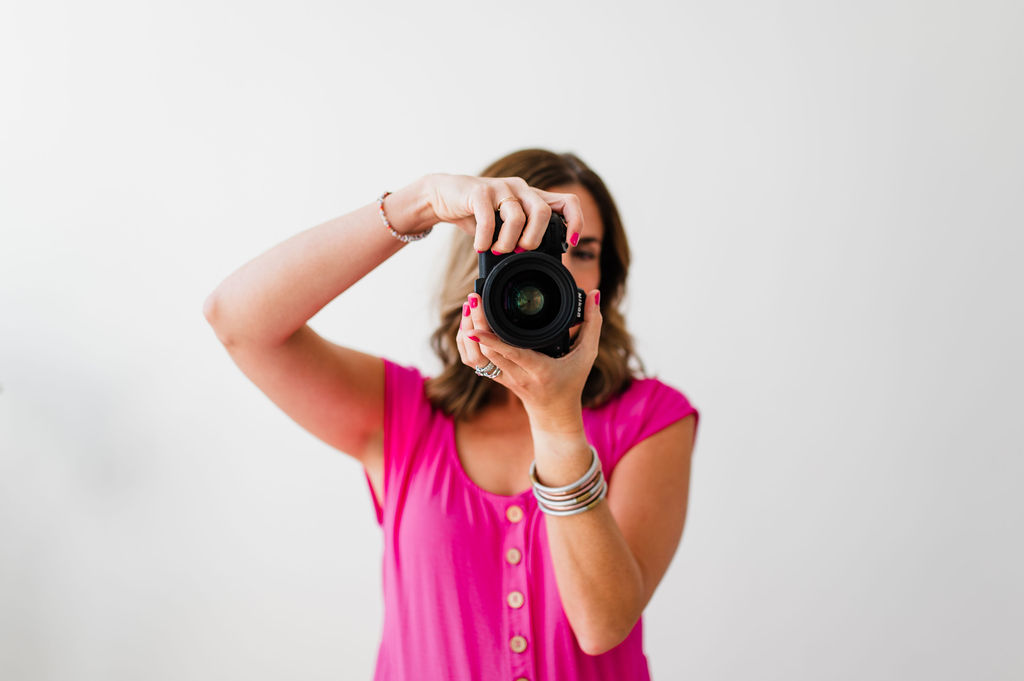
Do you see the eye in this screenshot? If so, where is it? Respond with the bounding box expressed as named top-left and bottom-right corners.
top-left (571, 251), bottom-right (597, 261)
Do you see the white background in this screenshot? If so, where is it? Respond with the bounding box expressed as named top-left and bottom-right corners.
top-left (2, 1), bottom-right (1022, 679)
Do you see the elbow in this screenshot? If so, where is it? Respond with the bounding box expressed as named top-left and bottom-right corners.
top-left (576, 618), bottom-right (638, 657)
top-left (202, 292), bottom-right (234, 346)
top-left (202, 292), bottom-right (219, 326)
top-left (575, 575), bottom-right (647, 656)
top-left (579, 638), bottom-right (612, 657)
top-left (578, 632), bottom-right (626, 657)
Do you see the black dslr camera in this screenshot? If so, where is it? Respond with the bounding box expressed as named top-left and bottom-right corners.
top-left (474, 210), bottom-right (586, 358)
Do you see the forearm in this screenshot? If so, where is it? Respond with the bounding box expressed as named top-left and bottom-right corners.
top-left (531, 423), bottom-right (646, 656)
top-left (203, 177), bottom-right (436, 347)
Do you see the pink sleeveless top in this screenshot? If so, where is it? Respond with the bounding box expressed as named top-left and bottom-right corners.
top-left (365, 357), bottom-right (700, 681)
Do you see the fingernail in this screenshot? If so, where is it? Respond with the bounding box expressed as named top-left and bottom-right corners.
top-left (469, 296), bottom-right (478, 309)
top-left (595, 290), bottom-right (601, 306)
top-left (468, 335), bottom-right (479, 342)
top-left (491, 249), bottom-right (502, 255)
top-left (476, 248), bottom-right (487, 253)
top-left (514, 246), bottom-right (526, 254)
top-left (462, 303), bottom-right (470, 317)
top-left (570, 232), bottom-right (580, 247)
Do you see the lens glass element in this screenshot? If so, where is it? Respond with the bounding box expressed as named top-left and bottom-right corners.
top-left (513, 285), bottom-right (543, 315)
top-left (501, 271), bottom-right (559, 330)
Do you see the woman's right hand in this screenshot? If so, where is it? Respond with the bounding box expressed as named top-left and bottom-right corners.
top-left (421, 173), bottom-right (586, 254)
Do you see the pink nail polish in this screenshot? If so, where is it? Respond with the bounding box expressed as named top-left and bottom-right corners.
top-left (595, 291), bottom-right (600, 306)
top-left (469, 297), bottom-right (478, 309)
top-left (570, 232), bottom-right (580, 247)
top-left (491, 249), bottom-right (502, 255)
top-left (468, 335), bottom-right (479, 342)
top-left (476, 248), bottom-right (487, 253)
top-left (514, 246), bottom-right (526, 254)
top-left (462, 303), bottom-right (470, 317)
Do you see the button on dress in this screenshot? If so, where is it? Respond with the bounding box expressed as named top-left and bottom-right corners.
top-left (365, 358), bottom-right (700, 681)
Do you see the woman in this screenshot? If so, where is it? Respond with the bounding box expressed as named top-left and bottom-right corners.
top-left (203, 148), bottom-right (699, 680)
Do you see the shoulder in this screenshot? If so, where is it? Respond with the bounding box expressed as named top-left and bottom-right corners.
top-left (381, 357), bottom-right (436, 400)
top-left (621, 375), bottom-right (697, 418)
top-left (595, 373), bottom-right (697, 422)
top-left (380, 357), bottom-right (444, 416)
top-left (380, 357), bottom-right (439, 446)
top-left (588, 373), bottom-right (699, 466)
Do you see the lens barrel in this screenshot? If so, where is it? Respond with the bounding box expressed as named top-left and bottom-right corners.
top-left (474, 211), bottom-right (586, 358)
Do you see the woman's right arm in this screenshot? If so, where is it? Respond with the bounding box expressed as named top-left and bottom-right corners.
top-left (201, 171), bottom-right (581, 468)
top-left (201, 176), bottom-right (438, 464)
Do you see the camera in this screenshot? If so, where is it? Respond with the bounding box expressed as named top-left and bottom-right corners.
top-left (474, 210), bottom-right (586, 358)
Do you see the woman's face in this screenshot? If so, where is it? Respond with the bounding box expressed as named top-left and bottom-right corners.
top-left (547, 183), bottom-right (603, 292)
top-left (547, 183), bottom-right (604, 342)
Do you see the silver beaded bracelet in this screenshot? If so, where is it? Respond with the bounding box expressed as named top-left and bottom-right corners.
top-left (377, 191), bottom-right (433, 243)
top-left (530, 445), bottom-right (608, 517)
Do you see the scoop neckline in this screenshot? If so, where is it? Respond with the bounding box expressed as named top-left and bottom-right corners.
top-left (446, 416), bottom-right (540, 501)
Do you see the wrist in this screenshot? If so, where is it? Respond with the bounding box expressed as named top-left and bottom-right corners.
top-left (386, 176), bottom-right (437, 236)
top-left (528, 407), bottom-right (585, 442)
top-left (531, 428), bottom-right (588, 454)
top-left (529, 425), bottom-right (592, 488)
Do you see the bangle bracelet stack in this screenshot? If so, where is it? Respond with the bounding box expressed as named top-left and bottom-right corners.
top-left (377, 191), bottom-right (433, 243)
top-left (529, 445), bottom-right (608, 517)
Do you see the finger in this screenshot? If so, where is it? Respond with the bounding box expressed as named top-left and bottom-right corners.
top-left (455, 314), bottom-right (470, 365)
top-left (465, 293), bottom-right (491, 333)
top-left (471, 334), bottom-right (528, 385)
top-left (577, 289), bottom-right (603, 354)
top-left (490, 181), bottom-right (527, 254)
top-left (506, 177), bottom-right (552, 252)
top-left (471, 183), bottom-right (497, 253)
top-left (464, 328), bottom-right (532, 383)
top-left (533, 187), bottom-right (585, 248)
top-left (465, 296), bottom-right (531, 383)
top-left (467, 291), bottom-right (543, 368)
top-left (460, 301), bottom-right (489, 370)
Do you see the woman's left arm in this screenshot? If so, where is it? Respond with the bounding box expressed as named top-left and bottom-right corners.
top-left (458, 289), bottom-right (697, 654)
top-left (531, 413), bottom-right (696, 656)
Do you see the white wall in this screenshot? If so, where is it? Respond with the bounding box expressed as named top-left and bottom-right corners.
top-left (2, 1), bottom-right (1021, 679)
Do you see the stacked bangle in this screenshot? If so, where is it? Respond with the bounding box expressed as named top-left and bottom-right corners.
top-left (530, 445), bottom-right (608, 517)
top-left (377, 191), bottom-right (433, 243)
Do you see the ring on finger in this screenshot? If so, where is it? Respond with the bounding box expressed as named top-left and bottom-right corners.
top-left (474, 361), bottom-right (501, 379)
top-left (496, 196), bottom-right (520, 212)
top-left (474, 361), bottom-right (496, 375)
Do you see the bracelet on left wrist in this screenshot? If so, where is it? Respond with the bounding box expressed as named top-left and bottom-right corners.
top-left (531, 443), bottom-right (607, 517)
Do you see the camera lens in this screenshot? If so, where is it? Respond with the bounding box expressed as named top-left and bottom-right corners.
top-left (476, 211), bottom-right (581, 356)
top-left (502, 272), bottom-right (559, 330)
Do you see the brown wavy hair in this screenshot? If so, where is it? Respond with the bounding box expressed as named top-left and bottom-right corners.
top-left (423, 148), bottom-right (646, 420)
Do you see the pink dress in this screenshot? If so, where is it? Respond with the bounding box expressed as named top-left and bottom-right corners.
top-left (365, 357), bottom-right (700, 681)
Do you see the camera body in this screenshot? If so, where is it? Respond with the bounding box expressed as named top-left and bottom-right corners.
top-left (474, 210), bottom-right (586, 358)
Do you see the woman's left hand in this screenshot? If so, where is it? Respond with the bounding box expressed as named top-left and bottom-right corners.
top-left (457, 290), bottom-right (602, 432)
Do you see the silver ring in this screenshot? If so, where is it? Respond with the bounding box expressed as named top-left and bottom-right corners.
top-left (474, 361), bottom-right (501, 379)
top-left (474, 361), bottom-right (496, 375)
